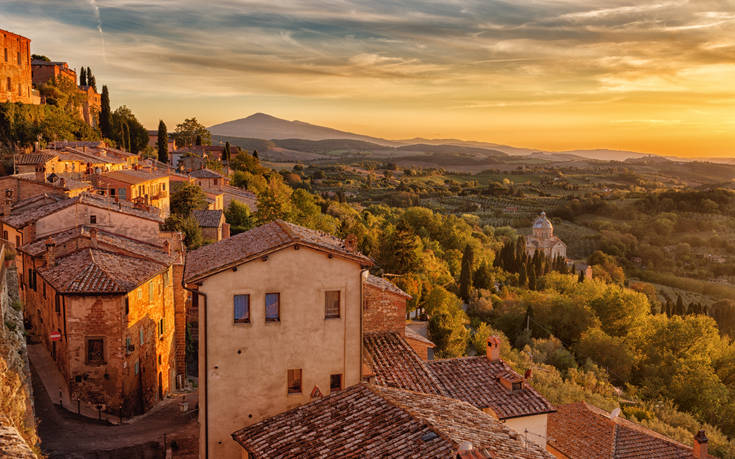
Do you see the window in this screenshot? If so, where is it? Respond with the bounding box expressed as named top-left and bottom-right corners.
top-left (234, 294), bottom-right (250, 324)
top-left (158, 318), bottom-right (164, 338)
top-left (119, 188), bottom-right (126, 199)
top-left (325, 291), bottom-right (340, 318)
top-left (148, 282), bottom-right (154, 301)
top-left (330, 374), bottom-right (342, 392)
top-left (2, 230), bottom-right (7, 239)
top-left (134, 360), bottom-right (140, 375)
top-left (139, 327), bottom-right (144, 346)
top-left (86, 338), bottom-right (104, 364)
top-left (126, 337), bottom-right (132, 353)
top-left (110, 188), bottom-right (115, 196)
top-left (90, 215), bottom-right (96, 224)
top-left (16, 51), bottom-right (20, 65)
top-left (511, 381), bottom-right (523, 392)
top-left (4, 48), bottom-right (7, 62)
top-left (265, 293), bottom-right (280, 321)
top-left (124, 297), bottom-right (129, 315)
top-left (287, 369), bottom-right (302, 394)
top-left (137, 288), bottom-right (142, 300)
top-left (15, 235), bottom-right (20, 247)
top-left (55, 294), bottom-right (60, 314)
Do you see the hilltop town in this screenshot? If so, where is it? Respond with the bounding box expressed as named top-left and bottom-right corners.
top-left (2, 26), bottom-right (735, 459)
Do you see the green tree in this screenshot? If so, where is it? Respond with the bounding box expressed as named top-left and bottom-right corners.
top-left (157, 120), bottom-right (168, 163)
top-left (162, 215), bottom-right (203, 249)
top-left (99, 85), bottom-right (112, 139)
top-left (255, 181), bottom-right (292, 224)
top-left (575, 327), bottom-right (634, 384)
top-left (225, 200), bottom-right (254, 235)
top-left (173, 117), bottom-right (211, 147)
top-left (86, 66), bottom-right (96, 91)
top-left (110, 106), bottom-right (148, 153)
top-left (223, 141), bottom-right (231, 162)
top-left (79, 67), bottom-right (87, 86)
top-left (458, 244), bottom-right (474, 303)
top-left (379, 221), bottom-right (420, 274)
top-left (473, 261), bottom-right (494, 290)
top-left (170, 182), bottom-right (208, 217)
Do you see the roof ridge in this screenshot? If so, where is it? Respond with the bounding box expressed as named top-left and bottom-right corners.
top-left (273, 219), bottom-right (297, 241)
top-left (87, 249), bottom-right (126, 291)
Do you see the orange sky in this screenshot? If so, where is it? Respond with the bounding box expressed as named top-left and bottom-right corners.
top-left (4, 0), bottom-right (735, 157)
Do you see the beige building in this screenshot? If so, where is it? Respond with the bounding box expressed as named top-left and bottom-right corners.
top-left (184, 220), bottom-right (372, 458)
top-left (526, 211), bottom-right (566, 259)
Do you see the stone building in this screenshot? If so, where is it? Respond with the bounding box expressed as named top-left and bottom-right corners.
top-left (192, 209), bottom-right (229, 242)
top-left (0, 29), bottom-right (34, 104)
top-left (31, 60), bottom-right (76, 86)
top-left (20, 228), bottom-right (178, 416)
top-left (184, 220), bottom-right (373, 458)
top-left (526, 211), bottom-right (566, 259)
top-left (92, 169), bottom-right (171, 217)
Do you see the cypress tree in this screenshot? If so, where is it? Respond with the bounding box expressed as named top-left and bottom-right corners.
top-left (86, 66), bottom-right (96, 90)
top-left (100, 85), bottom-right (112, 138)
top-left (528, 268), bottom-right (537, 290)
top-left (458, 244), bottom-right (474, 303)
top-left (675, 295), bottom-right (685, 316)
top-left (519, 264), bottom-right (528, 287)
top-left (253, 150), bottom-right (259, 159)
top-left (157, 120), bottom-right (169, 163)
top-left (223, 141), bottom-right (231, 162)
top-left (578, 269), bottom-right (585, 283)
top-left (79, 67), bottom-right (87, 86)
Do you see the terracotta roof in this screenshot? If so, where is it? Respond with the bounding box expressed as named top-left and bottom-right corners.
top-left (548, 402), bottom-right (711, 459)
top-left (61, 147), bottom-right (127, 165)
top-left (427, 357), bottom-right (555, 419)
top-left (405, 326), bottom-right (436, 347)
top-left (184, 220), bottom-right (372, 282)
top-left (192, 209), bottom-right (223, 228)
top-left (232, 383), bottom-right (552, 459)
top-left (11, 193), bottom-right (66, 213)
top-left (2, 192), bottom-right (163, 229)
top-left (48, 140), bottom-right (106, 149)
top-left (189, 168), bottom-right (224, 179)
top-left (14, 152), bottom-right (57, 165)
top-left (97, 169), bottom-right (168, 185)
top-left (38, 248), bottom-right (167, 294)
top-left (364, 332), bottom-right (445, 395)
top-left (21, 225), bottom-right (178, 265)
top-left (365, 273), bottom-right (412, 298)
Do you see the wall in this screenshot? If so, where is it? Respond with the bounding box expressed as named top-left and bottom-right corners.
top-left (34, 202), bottom-right (162, 242)
top-left (197, 247), bottom-right (365, 459)
top-left (0, 30), bottom-right (33, 104)
top-left (363, 282), bottom-right (406, 335)
top-left (172, 263), bottom-right (187, 380)
top-left (405, 336), bottom-right (433, 360)
top-left (503, 413), bottom-right (548, 449)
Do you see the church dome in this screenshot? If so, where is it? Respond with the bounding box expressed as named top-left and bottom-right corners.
top-left (533, 211), bottom-right (553, 231)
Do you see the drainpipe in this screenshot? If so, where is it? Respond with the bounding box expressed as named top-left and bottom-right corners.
top-left (359, 268), bottom-right (368, 381)
top-left (183, 282), bottom-right (207, 459)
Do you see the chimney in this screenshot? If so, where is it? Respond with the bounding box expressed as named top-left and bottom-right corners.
top-left (486, 336), bottom-right (501, 362)
top-left (59, 178), bottom-right (66, 188)
top-left (45, 237), bottom-right (56, 267)
top-left (694, 430), bottom-right (708, 459)
top-left (35, 164), bottom-right (47, 183)
top-left (163, 240), bottom-right (171, 256)
top-left (344, 234), bottom-right (357, 253)
top-left (89, 227), bottom-right (98, 248)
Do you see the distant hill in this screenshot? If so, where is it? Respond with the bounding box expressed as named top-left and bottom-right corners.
top-left (209, 113), bottom-right (734, 164)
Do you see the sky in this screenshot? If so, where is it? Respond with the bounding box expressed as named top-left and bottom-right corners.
top-left (2, 0), bottom-right (735, 157)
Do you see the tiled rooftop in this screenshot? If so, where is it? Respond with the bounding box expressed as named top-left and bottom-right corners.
top-left (427, 357), bottom-right (555, 419)
top-left (548, 402), bottom-right (711, 459)
top-left (14, 152), bottom-right (57, 165)
top-left (2, 192), bottom-right (163, 229)
top-left (97, 169), bottom-right (169, 185)
top-left (364, 332), bottom-right (445, 395)
top-left (364, 332), bottom-right (554, 420)
top-left (189, 168), bottom-right (224, 179)
top-left (184, 219), bottom-right (372, 282)
top-left (38, 248), bottom-right (167, 294)
top-left (192, 209), bottom-right (223, 228)
top-left (365, 273), bottom-right (412, 298)
top-left (232, 383), bottom-right (552, 459)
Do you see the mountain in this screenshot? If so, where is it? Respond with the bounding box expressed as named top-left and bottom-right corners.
top-left (209, 113), bottom-right (734, 164)
top-left (208, 113), bottom-right (399, 146)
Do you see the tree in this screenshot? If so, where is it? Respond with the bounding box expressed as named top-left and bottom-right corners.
top-left (458, 244), bottom-right (474, 303)
top-left (255, 181), bottom-right (292, 224)
top-left (223, 141), bottom-right (231, 162)
top-left (225, 200), bottom-right (254, 235)
top-left (162, 215), bottom-right (202, 249)
top-left (173, 117), bottom-right (211, 147)
top-left (99, 85), bottom-right (112, 139)
top-left (157, 120), bottom-right (168, 163)
top-left (79, 67), bottom-right (87, 86)
top-left (379, 221), bottom-right (420, 274)
top-left (473, 261), bottom-right (493, 290)
top-left (170, 182), bottom-right (208, 217)
top-left (110, 106), bottom-right (148, 153)
top-left (86, 66), bottom-right (96, 91)
top-left (253, 150), bottom-right (259, 159)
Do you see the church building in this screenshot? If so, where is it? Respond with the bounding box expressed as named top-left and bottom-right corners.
top-left (526, 211), bottom-right (566, 259)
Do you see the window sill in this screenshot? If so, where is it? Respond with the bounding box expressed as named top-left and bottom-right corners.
top-left (287, 390), bottom-right (302, 396)
top-left (234, 320), bottom-right (251, 325)
top-left (325, 316), bottom-right (341, 320)
top-left (265, 318), bottom-right (280, 323)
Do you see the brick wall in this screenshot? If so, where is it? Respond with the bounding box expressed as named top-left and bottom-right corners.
top-left (0, 29), bottom-right (33, 104)
top-left (173, 263), bottom-right (187, 379)
top-left (363, 283), bottom-right (406, 335)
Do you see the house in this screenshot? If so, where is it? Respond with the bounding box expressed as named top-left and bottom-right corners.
top-left (147, 130), bottom-right (177, 154)
top-left (189, 168), bottom-right (229, 189)
top-left (22, 228), bottom-right (178, 416)
top-left (192, 209), bottom-right (229, 242)
top-left (547, 402), bottom-right (713, 459)
top-left (363, 333), bottom-right (555, 448)
top-left (184, 220), bottom-right (373, 458)
top-left (92, 169), bottom-right (171, 217)
top-left (1, 29), bottom-right (34, 104)
top-left (232, 383), bottom-right (553, 459)
top-left (0, 173), bottom-right (91, 218)
top-left (31, 61), bottom-right (101, 126)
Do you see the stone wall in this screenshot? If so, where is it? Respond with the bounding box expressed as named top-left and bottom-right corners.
top-left (0, 29), bottom-right (33, 104)
top-left (363, 282), bottom-right (406, 335)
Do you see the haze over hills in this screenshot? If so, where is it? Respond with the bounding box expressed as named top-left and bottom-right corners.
top-left (208, 113), bottom-right (732, 163)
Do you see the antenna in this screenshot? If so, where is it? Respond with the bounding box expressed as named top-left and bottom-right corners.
top-left (610, 408), bottom-right (621, 419)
